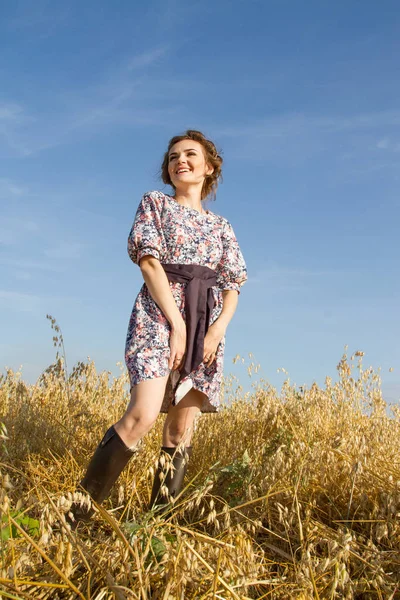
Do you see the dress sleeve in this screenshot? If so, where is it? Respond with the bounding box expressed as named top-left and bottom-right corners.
top-left (127, 192), bottom-right (167, 266)
top-left (215, 219), bottom-right (247, 293)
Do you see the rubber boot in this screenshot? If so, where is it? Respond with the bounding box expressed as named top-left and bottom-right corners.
top-left (149, 446), bottom-right (192, 511)
top-left (67, 425), bottom-right (137, 528)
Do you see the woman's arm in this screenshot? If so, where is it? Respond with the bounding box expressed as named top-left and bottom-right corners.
top-left (140, 256), bottom-right (186, 370)
top-left (140, 256), bottom-right (183, 328)
top-left (203, 290), bottom-right (239, 366)
top-left (213, 290), bottom-right (239, 335)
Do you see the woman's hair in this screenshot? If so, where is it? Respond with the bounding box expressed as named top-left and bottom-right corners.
top-left (160, 129), bottom-right (223, 201)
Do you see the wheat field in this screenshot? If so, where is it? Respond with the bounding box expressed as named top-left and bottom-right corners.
top-left (1, 323), bottom-right (399, 598)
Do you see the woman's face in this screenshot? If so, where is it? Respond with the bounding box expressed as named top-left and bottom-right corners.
top-left (167, 139), bottom-right (213, 191)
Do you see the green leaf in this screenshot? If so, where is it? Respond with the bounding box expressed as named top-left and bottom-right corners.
top-left (150, 535), bottom-right (167, 562)
top-left (1, 511), bottom-right (40, 541)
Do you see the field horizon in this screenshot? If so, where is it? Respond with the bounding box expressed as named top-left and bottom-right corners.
top-left (1, 331), bottom-right (400, 598)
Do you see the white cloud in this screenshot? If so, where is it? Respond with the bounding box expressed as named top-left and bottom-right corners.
top-left (0, 59), bottom-right (183, 157)
top-left (127, 47), bottom-right (169, 70)
top-left (14, 271), bottom-right (32, 281)
top-left (216, 110), bottom-right (400, 139)
top-left (377, 138), bottom-right (389, 149)
top-left (0, 178), bottom-right (27, 197)
top-left (214, 110), bottom-right (400, 166)
top-left (0, 289), bottom-right (82, 314)
top-left (0, 104), bottom-right (24, 121)
top-left (43, 241), bottom-right (86, 260)
top-left (0, 103), bottom-right (35, 157)
top-left (376, 138), bottom-right (400, 153)
top-left (0, 257), bottom-right (63, 272)
top-left (0, 217), bottom-right (39, 246)
top-left (248, 261), bottom-right (343, 290)
top-left (0, 290), bottom-right (42, 313)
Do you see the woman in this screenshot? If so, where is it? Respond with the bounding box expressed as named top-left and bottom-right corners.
top-left (69, 129), bottom-right (247, 525)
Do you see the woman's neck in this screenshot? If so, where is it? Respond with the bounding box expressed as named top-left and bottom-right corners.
top-left (173, 190), bottom-right (205, 213)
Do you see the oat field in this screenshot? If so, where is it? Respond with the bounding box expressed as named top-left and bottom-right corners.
top-left (1, 325), bottom-right (399, 598)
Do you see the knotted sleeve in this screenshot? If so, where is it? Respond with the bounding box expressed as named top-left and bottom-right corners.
top-left (128, 191), bottom-right (168, 266)
top-left (215, 219), bottom-right (247, 293)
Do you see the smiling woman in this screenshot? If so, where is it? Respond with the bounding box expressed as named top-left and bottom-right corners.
top-left (161, 130), bottom-right (223, 202)
top-left (67, 129), bottom-right (247, 528)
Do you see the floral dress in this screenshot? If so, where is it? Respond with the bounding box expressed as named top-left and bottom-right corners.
top-left (125, 190), bottom-right (247, 412)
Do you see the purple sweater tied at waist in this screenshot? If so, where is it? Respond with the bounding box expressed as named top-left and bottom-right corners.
top-left (161, 263), bottom-right (218, 385)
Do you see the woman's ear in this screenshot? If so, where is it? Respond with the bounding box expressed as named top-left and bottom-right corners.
top-left (206, 164), bottom-right (214, 176)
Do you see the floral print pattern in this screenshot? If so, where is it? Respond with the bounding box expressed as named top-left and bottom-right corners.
top-left (125, 190), bottom-right (247, 412)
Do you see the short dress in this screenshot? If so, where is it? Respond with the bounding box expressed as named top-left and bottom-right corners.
top-left (124, 190), bottom-right (247, 413)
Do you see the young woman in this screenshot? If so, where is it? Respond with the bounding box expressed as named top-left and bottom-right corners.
top-left (69, 129), bottom-right (247, 525)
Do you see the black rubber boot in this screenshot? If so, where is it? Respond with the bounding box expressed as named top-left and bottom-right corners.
top-left (67, 425), bottom-right (137, 528)
top-left (149, 446), bottom-right (192, 511)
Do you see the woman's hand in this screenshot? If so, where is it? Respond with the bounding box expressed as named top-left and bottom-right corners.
top-left (169, 318), bottom-right (187, 371)
top-left (203, 322), bottom-right (225, 367)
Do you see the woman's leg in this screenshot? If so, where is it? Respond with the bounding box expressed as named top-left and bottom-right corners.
top-left (114, 374), bottom-right (170, 447)
top-left (162, 388), bottom-right (205, 447)
top-left (149, 388), bottom-right (205, 509)
top-left (68, 375), bottom-right (169, 526)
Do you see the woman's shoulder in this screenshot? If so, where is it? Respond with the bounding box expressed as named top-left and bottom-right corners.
top-left (142, 189), bottom-right (169, 201)
top-left (138, 190), bottom-right (169, 210)
top-left (207, 210), bottom-right (231, 228)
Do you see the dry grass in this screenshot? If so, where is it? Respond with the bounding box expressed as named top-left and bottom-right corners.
top-left (1, 337), bottom-right (400, 598)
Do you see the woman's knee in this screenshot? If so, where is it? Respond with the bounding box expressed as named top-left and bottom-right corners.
top-left (164, 417), bottom-right (195, 446)
top-left (123, 409), bottom-right (159, 436)
top-left (124, 376), bottom-right (168, 427)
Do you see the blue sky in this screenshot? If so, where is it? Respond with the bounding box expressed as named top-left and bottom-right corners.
top-left (1, 0), bottom-right (399, 405)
